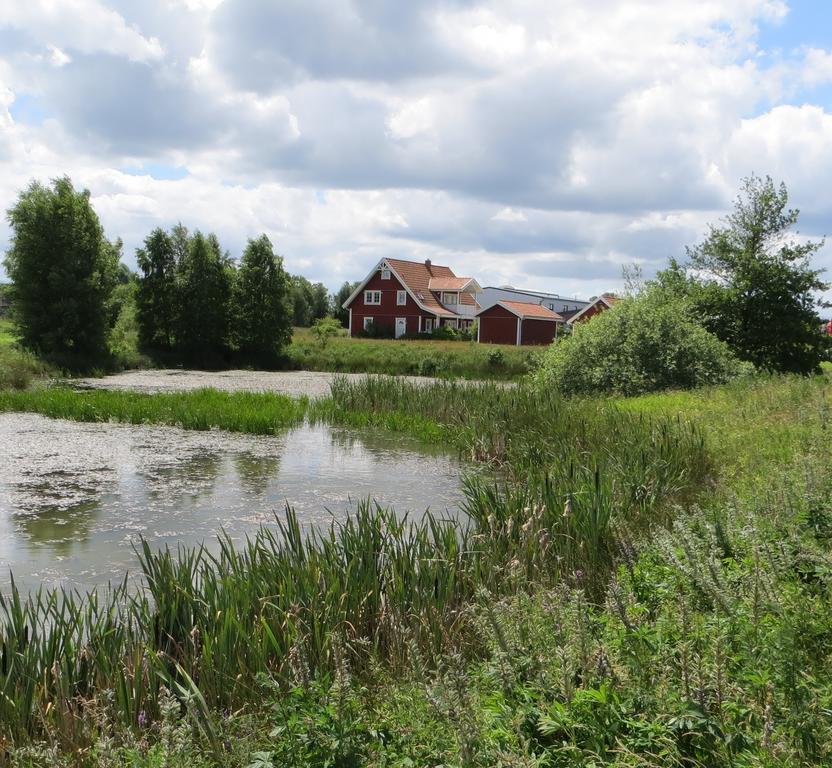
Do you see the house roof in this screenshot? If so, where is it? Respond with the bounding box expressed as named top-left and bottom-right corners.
top-left (428, 276), bottom-right (481, 293)
top-left (478, 300), bottom-right (564, 322)
top-left (567, 294), bottom-right (619, 323)
top-left (481, 286), bottom-right (590, 305)
top-left (385, 258), bottom-right (459, 317)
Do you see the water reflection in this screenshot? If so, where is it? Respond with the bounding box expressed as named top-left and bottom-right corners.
top-left (0, 415), bottom-right (468, 592)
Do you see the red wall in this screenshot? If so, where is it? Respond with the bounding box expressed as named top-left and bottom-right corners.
top-left (574, 302), bottom-right (608, 323)
top-left (478, 304), bottom-right (519, 345)
top-left (521, 318), bottom-right (557, 345)
top-left (348, 271), bottom-right (434, 336)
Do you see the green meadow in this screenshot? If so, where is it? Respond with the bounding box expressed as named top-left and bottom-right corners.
top-left (1, 371), bottom-right (831, 766)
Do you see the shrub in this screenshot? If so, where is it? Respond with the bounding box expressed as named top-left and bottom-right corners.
top-left (358, 322), bottom-right (395, 340)
top-left (535, 287), bottom-right (748, 396)
top-left (486, 348), bottom-right (505, 369)
top-left (310, 317), bottom-right (342, 348)
top-left (418, 357), bottom-right (440, 376)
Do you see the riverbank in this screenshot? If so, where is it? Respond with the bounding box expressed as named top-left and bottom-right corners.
top-left (2, 372), bottom-right (832, 766)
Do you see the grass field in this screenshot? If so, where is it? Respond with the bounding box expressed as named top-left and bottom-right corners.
top-left (2, 372), bottom-right (832, 765)
top-left (286, 326), bottom-right (537, 379)
top-left (0, 318), bottom-right (51, 390)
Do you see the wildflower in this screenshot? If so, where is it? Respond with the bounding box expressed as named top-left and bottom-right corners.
top-left (138, 710), bottom-right (147, 728)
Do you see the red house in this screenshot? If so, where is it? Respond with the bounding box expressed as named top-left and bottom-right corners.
top-left (567, 294), bottom-right (618, 324)
top-left (342, 258), bottom-right (481, 337)
top-left (476, 300), bottom-right (564, 346)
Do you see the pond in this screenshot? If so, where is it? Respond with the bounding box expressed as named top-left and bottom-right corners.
top-left (0, 414), bottom-right (470, 592)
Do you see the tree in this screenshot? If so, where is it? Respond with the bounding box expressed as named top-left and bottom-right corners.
top-left (175, 231), bottom-right (232, 366)
top-left (290, 275), bottom-right (331, 326)
top-left (535, 286), bottom-right (745, 396)
top-left (685, 175), bottom-right (829, 374)
top-left (233, 235), bottom-right (293, 365)
top-left (3, 177), bottom-right (119, 368)
top-left (136, 227), bottom-right (178, 351)
top-left (332, 281), bottom-right (358, 327)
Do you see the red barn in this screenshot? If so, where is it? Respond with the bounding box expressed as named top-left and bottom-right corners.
top-left (476, 301), bottom-right (563, 346)
top-left (342, 258), bottom-right (481, 337)
top-left (568, 294), bottom-right (618, 324)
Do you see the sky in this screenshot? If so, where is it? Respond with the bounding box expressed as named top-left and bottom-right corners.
top-left (0, 0), bottom-right (831, 301)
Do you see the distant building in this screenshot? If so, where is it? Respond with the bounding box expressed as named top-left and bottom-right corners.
top-left (477, 300), bottom-right (564, 345)
top-left (342, 258), bottom-right (481, 337)
top-left (479, 286), bottom-right (590, 319)
top-left (568, 294), bottom-right (619, 323)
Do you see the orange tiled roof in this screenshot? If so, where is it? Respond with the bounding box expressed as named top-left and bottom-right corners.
top-left (386, 258), bottom-right (459, 317)
top-left (429, 277), bottom-right (474, 291)
top-left (493, 300), bottom-right (564, 321)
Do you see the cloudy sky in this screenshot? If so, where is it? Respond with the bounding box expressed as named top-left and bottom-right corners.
top-left (0, 0), bottom-right (831, 299)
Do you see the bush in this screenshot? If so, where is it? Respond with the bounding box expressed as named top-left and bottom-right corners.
top-left (535, 288), bottom-right (748, 396)
top-left (357, 322), bottom-right (395, 339)
top-left (486, 348), bottom-right (505, 369)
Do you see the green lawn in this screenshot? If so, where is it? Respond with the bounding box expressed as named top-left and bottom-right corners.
top-left (286, 326), bottom-right (538, 379)
top-left (0, 317), bottom-right (16, 347)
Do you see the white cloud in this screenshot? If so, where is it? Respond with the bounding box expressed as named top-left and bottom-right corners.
top-left (0, 0), bottom-right (163, 62)
top-left (0, 0), bottom-right (830, 305)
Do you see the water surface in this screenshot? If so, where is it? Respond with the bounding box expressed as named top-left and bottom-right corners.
top-left (0, 414), bottom-right (468, 592)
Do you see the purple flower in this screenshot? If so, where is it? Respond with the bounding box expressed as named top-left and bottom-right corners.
top-left (138, 710), bottom-right (147, 728)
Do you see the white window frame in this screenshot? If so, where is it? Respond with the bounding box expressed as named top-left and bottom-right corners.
top-left (442, 292), bottom-right (458, 305)
top-left (424, 318), bottom-right (434, 333)
top-left (364, 290), bottom-right (382, 305)
top-left (396, 290), bottom-right (406, 306)
top-left (381, 268), bottom-right (391, 280)
top-left (363, 316), bottom-right (374, 331)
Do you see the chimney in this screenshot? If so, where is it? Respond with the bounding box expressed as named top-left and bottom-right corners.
top-left (424, 258), bottom-right (432, 274)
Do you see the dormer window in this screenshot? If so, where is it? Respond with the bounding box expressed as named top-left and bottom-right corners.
top-left (442, 292), bottom-right (458, 305)
top-left (381, 267), bottom-right (391, 280)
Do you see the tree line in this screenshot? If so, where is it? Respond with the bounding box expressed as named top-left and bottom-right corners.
top-left (2, 178), bottom-right (358, 370)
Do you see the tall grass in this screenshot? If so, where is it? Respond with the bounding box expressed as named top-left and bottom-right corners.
top-left (0, 387), bottom-right (308, 433)
top-left (0, 377), bottom-right (713, 748)
top-left (287, 331), bottom-right (536, 380)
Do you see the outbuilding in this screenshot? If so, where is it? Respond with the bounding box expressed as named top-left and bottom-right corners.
top-left (476, 300), bottom-right (563, 346)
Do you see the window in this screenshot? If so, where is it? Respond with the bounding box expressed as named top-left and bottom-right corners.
top-left (397, 290), bottom-right (406, 306)
top-left (364, 290), bottom-right (381, 305)
top-left (381, 267), bottom-right (391, 280)
top-left (424, 318), bottom-right (433, 333)
top-left (442, 292), bottom-right (458, 305)
top-left (363, 317), bottom-right (374, 331)
top-left (548, 303), bottom-right (554, 311)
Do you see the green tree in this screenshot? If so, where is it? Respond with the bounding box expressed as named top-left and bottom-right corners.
top-left (333, 281), bottom-right (358, 327)
top-left (136, 227), bottom-right (179, 351)
top-left (290, 275), bottom-right (331, 326)
top-left (233, 234), bottom-right (292, 365)
top-left (175, 231), bottom-right (232, 366)
top-left (3, 177), bottom-right (119, 369)
top-left (535, 286), bottom-right (745, 396)
top-left (685, 175), bottom-right (829, 374)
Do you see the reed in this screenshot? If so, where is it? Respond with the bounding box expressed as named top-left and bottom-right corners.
top-left (0, 376), bottom-right (713, 748)
top-left (0, 387), bottom-right (308, 433)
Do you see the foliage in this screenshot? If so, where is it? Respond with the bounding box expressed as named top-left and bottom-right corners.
top-left (3, 177), bottom-right (120, 370)
top-left (136, 227), bottom-right (179, 352)
top-left (535, 286), bottom-right (747, 395)
top-left (332, 281), bottom-right (358, 327)
top-left (175, 232), bottom-right (233, 367)
top-left (683, 174), bottom-right (829, 374)
top-left (290, 274), bottom-right (330, 327)
top-left (233, 235), bottom-right (293, 365)
top-left (108, 281), bottom-right (150, 370)
top-left (310, 316), bottom-right (343, 348)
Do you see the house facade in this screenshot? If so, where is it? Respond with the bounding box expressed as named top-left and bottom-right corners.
top-left (477, 300), bottom-right (563, 346)
top-left (342, 258), bottom-right (482, 338)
